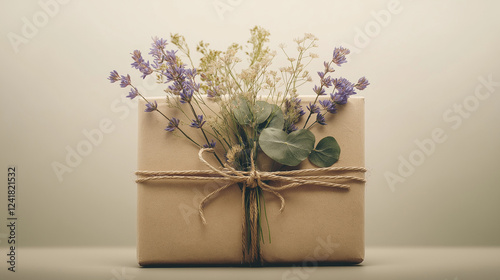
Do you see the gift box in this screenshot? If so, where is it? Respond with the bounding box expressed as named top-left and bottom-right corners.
top-left (137, 95), bottom-right (365, 266)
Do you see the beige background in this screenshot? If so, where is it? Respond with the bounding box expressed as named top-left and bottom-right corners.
top-left (0, 0), bottom-right (499, 253)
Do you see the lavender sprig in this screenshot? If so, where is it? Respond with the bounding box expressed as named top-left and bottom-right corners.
top-left (144, 101), bottom-right (157, 112)
top-left (107, 70), bottom-right (200, 148)
top-left (165, 118), bottom-right (180, 132)
top-left (190, 115), bottom-right (206, 128)
top-left (152, 46), bottom-right (223, 165)
top-left (131, 50), bottom-right (153, 79)
top-left (303, 46), bottom-right (369, 129)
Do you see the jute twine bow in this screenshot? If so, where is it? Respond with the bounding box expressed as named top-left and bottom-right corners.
top-left (135, 148), bottom-right (366, 264)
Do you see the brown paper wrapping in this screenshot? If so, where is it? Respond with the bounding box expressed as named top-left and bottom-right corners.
top-left (137, 96), bottom-right (365, 266)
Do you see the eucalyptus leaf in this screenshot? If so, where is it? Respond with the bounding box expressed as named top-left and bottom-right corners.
top-left (266, 105), bottom-right (284, 129)
top-left (254, 101), bottom-right (273, 124)
top-left (309, 136), bottom-right (341, 167)
top-left (259, 128), bottom-right (315, 166)
top-left (232, 97), bottom-right (253, 125)
top-left (257, 104), bottom-right (284, 132)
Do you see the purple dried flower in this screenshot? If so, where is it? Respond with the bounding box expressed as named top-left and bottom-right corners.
top-left (203, 140), bottom-right (217, 148)
top-left (331, 47), bottom-right (350, 66)
top-left (184, 80), bottom-right (200, 92)
top-left (319, 99), bottom-right (337, 114)
top-left (323, 61), bottom-right (334, 72)
top-left (283, 98), bottom-right (305, 132)
top-left (185, 68), bottom-right (197, 79)
top-left (322, 76), bottom-right (333, 88)
top-left (285, 98), bottom-right (305, 118)
top-left (161, 49), bottom-right (199, 100)
top-left (206, 80), bottom-right (219, 98)
top-left (164, 50), bottom-right (178, 66)
top-left (332, 77), bottom-right (356, 105)
top-left (131, 50), bottom-right (153, 79)
top-left (126, 87), bottom-right (139, 99)
top-left (152, 37), bottom-right (168, 49)
top-left (144, 101), bottom-right (157, 112)
top-left (180, 90), bottom-right (193, 104)
top-left (190, 115), bottom-right (206, 129)
top-left (120, 74), bottom-right (131, 88)
top-left (165, 118), bottom-right (180, 132)
top-left (151, 60), bottom-right (162, 70)
top-left (355, 76), bottom-right (370, 90)
top-left (288, 123), bottom-right (298, 132)
top-left (139, 63), bottom-right (153, 79)
top-left (306, 103), bottom-right (320, 114)
top-left (207, 88), bottom-right (217, 98)
top-left (131, 50), bottom-right (143, 67)
top-left (313, 85), bottom-right (325, 95)
top-left (149, 37), bottom-right (168, 63)
top-left (316, 113), bottom-right (326, 125)
top-left (108, 70), bottom-right (120, 83)
top-left (298, 106), bottom-right (305, 116)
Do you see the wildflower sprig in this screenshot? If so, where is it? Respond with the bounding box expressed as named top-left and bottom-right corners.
top-left (302, 47), bottom-right (370, 130)
top-left (108, 73), bottom-right (201, 149)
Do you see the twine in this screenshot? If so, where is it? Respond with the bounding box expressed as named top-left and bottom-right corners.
top-left (136, 148), bottom-right (366, 264)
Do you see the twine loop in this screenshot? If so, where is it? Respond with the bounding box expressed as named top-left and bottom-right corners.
top-left (136, 148), bottom-right (366, 224)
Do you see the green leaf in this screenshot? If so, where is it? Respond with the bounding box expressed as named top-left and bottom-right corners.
top-left (259, 128), bottom-right (315, 166)
top-left (266, 105), bottom-right (284, 129)
top-left (254, 101), bottom-right (273, 124)
top-left (233, 99), bottom-right (275, 126)
top-left (232, 97), bottom-right (253, 125)
top-left (257, 104), bottom-right (284, 133)
top-left (309, 136), bottom-right (341, 167)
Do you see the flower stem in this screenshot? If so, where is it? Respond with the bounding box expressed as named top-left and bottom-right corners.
top-left (306, 120), bottom-right (317, 130)
top-left (188, 103), bottom-right (224, 166)
top-left (258, 186), bottom-right (271, 243)
top-left (302, 94), bottom-right (320, 129)
top-left (132, 85), bottom-right (201, 148)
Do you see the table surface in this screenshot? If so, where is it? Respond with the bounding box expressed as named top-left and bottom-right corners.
top-left (1, 247), bottom-right (499, 280)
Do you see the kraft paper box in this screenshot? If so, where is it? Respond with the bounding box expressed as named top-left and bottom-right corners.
top-left (137, 96), bottom-right (365, 266)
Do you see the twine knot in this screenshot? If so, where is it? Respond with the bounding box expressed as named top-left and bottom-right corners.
top-left (246, 170), bottom-right (260, 189)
